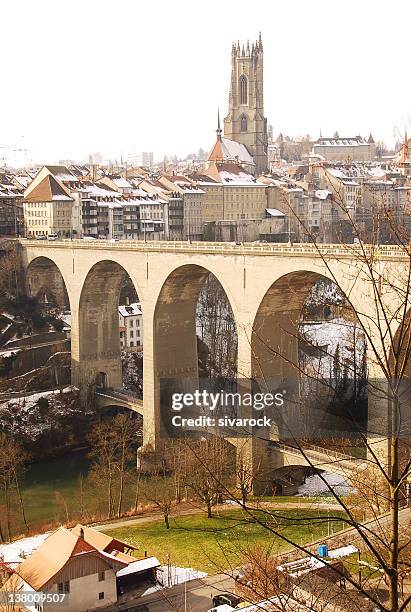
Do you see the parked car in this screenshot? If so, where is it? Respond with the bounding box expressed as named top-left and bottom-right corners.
top-left (47, 233), bottom-right (58, 241)
top-left (36, 235), bottom-right (47, 240)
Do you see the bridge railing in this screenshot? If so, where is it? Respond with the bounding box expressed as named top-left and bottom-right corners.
top-left (95, 386), bottom-right (143, 403)
top-left (271, 441), bottom-right (358, 463)
top-left (20, 239), bottom-right (408, 260)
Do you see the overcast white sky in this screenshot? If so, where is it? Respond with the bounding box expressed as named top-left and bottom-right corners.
top-left (1, 0), bottom-right (410, 164)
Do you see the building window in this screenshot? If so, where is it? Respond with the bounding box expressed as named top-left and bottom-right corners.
top-left (239, 75), bottom-right (248, 105)
top-left (99, 592), bottom-right (105, 600)
top-left (58, 581), bottom-right (70, 593)
top-left (240, 114), bottom-right (248, 132)
top-left (98, 571), bottom-right (105, 582)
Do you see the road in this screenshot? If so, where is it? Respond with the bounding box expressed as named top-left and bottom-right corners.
top-left (105, 574), bottom-right (235, 612)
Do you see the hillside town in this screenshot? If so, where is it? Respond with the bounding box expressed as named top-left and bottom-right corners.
top-left (1, 130), bottom-right (410, 244)
top-left (1, 2), bottom-right (411, 611)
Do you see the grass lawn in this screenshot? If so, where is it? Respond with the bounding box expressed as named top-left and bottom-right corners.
top-left (104, 508), bottom-right (346, 573)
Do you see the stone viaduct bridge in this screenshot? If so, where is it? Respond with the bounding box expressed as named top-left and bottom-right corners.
top-left (20, 239), bottom-right (410, 477)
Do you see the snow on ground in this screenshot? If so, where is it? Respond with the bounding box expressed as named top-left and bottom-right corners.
top-left (141, 566), bottom-right (208, 595)
top-left (0, 348), bottom-right (21, 358)
top-left (1, 312), bottom-right (15, 320)
top-left (301, 318), bottom-right (365, 377)
top-left (0, 386), bottom-right (73, 412)
top-left (302, 318), bottom-right (360, 359)
top-left (0, 533), bottom-right (50, 563)
top-left (297, 472), bottom-right (354, 497)
top-left (328, 545), bottom-right (357, 559)
top-left (0, 386), bottom-right (81, 441)
top-left (61, 314), bottom-right (71, 327)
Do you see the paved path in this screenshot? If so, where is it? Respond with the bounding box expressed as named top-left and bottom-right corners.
top-left (107, 574), bottom-right (235, 612)
top-left (94, 500), bottom-right (340, 532)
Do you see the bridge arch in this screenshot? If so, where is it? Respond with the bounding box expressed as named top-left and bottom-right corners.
top-left (26, 256), bottom-right (70, 310)
top-left (251, 270), bottom-right (369, 442)
top-left (251, 270), bottom-right (328, 382)
top-left (148, 264), bottom-right (238, 445)
top-left (153, 263), bottom-right (238, 381)
top-left (73, 259), bottom-right (143, 391)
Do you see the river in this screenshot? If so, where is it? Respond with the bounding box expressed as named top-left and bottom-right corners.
top-left (20, 449), bottom-right (92, 530)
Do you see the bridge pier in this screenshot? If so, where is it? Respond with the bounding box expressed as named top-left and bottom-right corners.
top-left (71, 261), bottom-right (125, 395)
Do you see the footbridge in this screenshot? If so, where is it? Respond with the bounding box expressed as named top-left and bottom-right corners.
top-left (95, 387), bottom-right (143, 415)
top-left (270, 442), bottom-right (365, 477)
top-left (20, 239), bottom-right (410, 471)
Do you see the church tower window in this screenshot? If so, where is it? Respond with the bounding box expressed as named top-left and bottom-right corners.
top-left (240, 115), bottom-right (248, 132)
top-left (239, 75), bottom-right (248, 105)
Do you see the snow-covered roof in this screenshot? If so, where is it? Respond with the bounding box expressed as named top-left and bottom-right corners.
top-left (266, 208), bottom-right (285, 217)
top-left (86, 184), bottom-right (119, 198)
top-left (219, 169), bottom-right (259, 185)
top-left (111, 177), bottom-right (133, 189)
top-left (116, 556), bottom-right (160, 577)
top-left (221, 138), bottom-right (254, 164)
top-left (119, 302), bottom-right (142, 317)
top-left (314, 189), bottom-right (331, 200)
top-left (314, 137), bottom-right (368, 147)
top-left (208, 137), bottom-right (254, 166)
top-left (13, 176), bottom-right (30, 188)
top-left (44, 165), bottom-right (77, 182)
top-left (108, 200), bottom-right (123, 209)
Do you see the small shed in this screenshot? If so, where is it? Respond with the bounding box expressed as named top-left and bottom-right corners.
top-left (116, 556), bottom-right (160, 593)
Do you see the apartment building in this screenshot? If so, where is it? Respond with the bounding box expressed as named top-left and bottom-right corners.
top-left (192, 162), bottom-right (267, 223)
top-left (0, 175), bottom-right (24, 236)
top-left (119, 302), bottom-right (143, 350)
top-left (23, 174), bottom-right (73, 237)
top-left (312, 135), bottom-right (375, 162)
top-left (158, 175), bottom-right (205, 240)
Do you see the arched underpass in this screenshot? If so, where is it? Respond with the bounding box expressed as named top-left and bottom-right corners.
top-left (26, 256), bottom-right (70, 310)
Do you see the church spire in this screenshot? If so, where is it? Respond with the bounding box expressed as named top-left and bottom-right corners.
top-left (216, 108), bottom-right (222, 141)
top-left (258, 31), bottom-right (263, 50)
top-left (400, 128), bottom-right (409, 164)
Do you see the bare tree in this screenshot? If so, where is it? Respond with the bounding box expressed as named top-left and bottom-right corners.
top-left (88, 414), bottom-right (138, 519)
top-left (0, 434), bottom-right (29, 541)
top-left (141, 471), bottom-right (175, 529)
top-left (184, 438), bottom-right (234, 518)
top-left (114, 413), bottom-right (136, 518)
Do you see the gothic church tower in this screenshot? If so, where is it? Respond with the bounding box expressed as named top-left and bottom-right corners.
top-left (224, 33), bottom-right (268, 176)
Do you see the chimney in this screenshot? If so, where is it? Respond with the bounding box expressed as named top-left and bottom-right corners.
top-left (80, 527), bottom-right (85, 539)
top-left (125, 296), bottom-right (130, 305)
